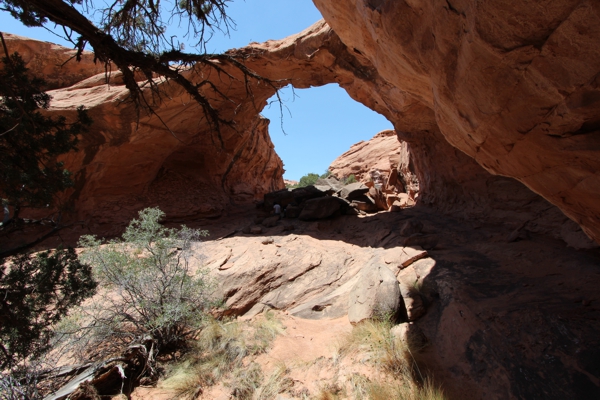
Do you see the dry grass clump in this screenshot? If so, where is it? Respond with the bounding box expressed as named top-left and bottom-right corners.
top-left (160, 311), bottom-right (286, 399)
top-left (228, 362), bottom-right (263, 399)
top-left (349, 373), bottom-right (445, 400)
top-left (338, 319), bottom-right (409, 375)
top-left (316, 382), bottom-right (345, 400)
top-left (253, 363), bottom-right (294, 399)
top-left (336, 319), bottom-right (446, 400)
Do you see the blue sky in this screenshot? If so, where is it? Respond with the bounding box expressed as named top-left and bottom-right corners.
top-left (0, 0), bottom-right (392, 181)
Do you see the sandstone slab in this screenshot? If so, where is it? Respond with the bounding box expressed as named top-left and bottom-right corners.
top-left (299, 197), bottom-right (344, 221)
top-left (348, 264), bottom-right (402, 325)
top-left (382, 246), bottom-right (428, 270)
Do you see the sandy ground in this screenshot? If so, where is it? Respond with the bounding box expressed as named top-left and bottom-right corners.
top-left (6, 202), bottom-right (600, 399)
top-left (132, 314), bottom-right (355, 400)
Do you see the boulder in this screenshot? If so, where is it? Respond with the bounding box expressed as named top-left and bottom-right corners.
top-left (344, 206), bottom-right (360, 216)
top-left (382, 246), bottom-right (428, 270)
top-left (284, 204), bottom-right (301, 219)
top-left (348, 264), bottom-right (404, 324)
top-left (397, 268), bottom-right (426, 321)
top-left (299, 196), bottom-right (345, 220)
top-left (264, 189), bottom-right (295, 210)
top-left (314, 176), bottom-right (344, 193)
top-left (291, 185), bottom-right (327, 204)
top-left (389, 202), bottom-right (402, 212)
top-left (351, 199), bottom-right (378, 213)
top-left (338, 182), bottom-right (369, 201)
top-left (391, 193), bottom-right (415, 209)
top-left (261, 237), bottom-right (274, 245)
top-left (386, 194), bottom-right (400, 209)
top-left (411, 258), bottom-right (436, 280)
top-left (368, 186), bottom-right (388, 211)
top-left (250, 226), bottom-right (263, 235)
top-left (262, 215), bottom-right (280, 228)
top-left (390, 323), bottom-right (428, 351)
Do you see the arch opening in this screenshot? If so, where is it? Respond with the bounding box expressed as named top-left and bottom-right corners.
top-left (262, 83), bottom-right (392, 181)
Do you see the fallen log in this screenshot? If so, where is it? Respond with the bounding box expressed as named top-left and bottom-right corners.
top-left (44, 339), bottom-right (156, 400)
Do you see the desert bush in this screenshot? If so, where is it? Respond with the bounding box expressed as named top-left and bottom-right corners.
top-left (297, 173), bottom-right (320, 188)
top-left (75, 207), bottom-right (215, 353)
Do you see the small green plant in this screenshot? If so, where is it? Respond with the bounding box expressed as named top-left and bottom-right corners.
top-left (76, 207), bottom-right (214, 353)
top-left (344, 174), bottom-right (357, 184)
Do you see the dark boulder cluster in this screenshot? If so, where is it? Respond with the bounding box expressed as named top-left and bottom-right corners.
top-left (260, 176), bottom-right (395, 221)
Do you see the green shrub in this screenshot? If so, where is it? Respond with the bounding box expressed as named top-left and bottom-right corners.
top-left (77, 207), bottom-right (215, 352)
top-left (297, 173), bottom-right (320, 188)
top-left (0, 51), bottom-right (91, 221)
top-left (344, 174), bottom-right (357, 184)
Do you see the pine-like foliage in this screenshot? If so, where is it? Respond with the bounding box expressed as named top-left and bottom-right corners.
top-left (0, 248), bottom-right (97, 369)
top-left (0, 51), bottom-right (91, 217)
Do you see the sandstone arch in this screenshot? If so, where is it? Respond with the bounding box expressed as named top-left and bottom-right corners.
top-left (4, 8), bottom-right (599, 245)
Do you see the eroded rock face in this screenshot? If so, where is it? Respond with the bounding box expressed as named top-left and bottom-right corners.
top-left (312, 0), bottom-right (600, 243)
top-left (329, 129), bottom-right (420, 207)
top-left (2, 34), bottom-right (286, 233)
top-left (202, 207), bottom-right (600, 400)
top-left (2, 34), bottom-right (108, 90)
top-left (330, 130), bottom-right (418, 191)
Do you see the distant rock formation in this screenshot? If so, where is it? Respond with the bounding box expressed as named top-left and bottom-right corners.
top-left (329, 129), bottom-right (420, 209)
